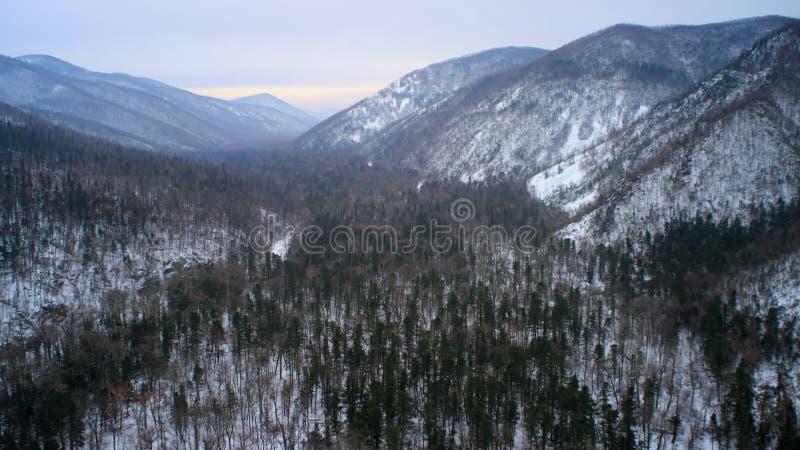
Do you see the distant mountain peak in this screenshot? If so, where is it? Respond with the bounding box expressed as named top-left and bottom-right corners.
top-left (16, 54), bottom-right (88, 75)
top-left (233, 92), bottom-right (318, 126)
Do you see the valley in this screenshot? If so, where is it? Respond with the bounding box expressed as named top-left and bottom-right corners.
top-left (1, 14), bottom-right (799, 450)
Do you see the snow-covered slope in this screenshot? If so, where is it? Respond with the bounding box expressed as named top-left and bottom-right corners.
top-left (0, 55), bottom-right (313, 151)
top-left (557, 24), bottom-right (800, 241)
top-left (364, 16), bottom-right (793, 181)
top-left (295, 46), bottom-right (548, 151)
top-left (730, 249), bottom-right (800, 320)
top-left (0, 224), bottom-right (230, 324)
top-left (233, 92), bottom-right (319, 126)
top-left (0, 103), bottom-right (302, 327)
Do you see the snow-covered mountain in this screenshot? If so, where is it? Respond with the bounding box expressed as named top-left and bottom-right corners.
top-left (295, 46), bottom-right (548, 151)
top-left (0, 55), bottom-right (314, 151)
top-left (556, 23), bottom-right (800, 240)
top-left (4, 22), bottom-right (800, 447)
top-left (361, 16), bottom-right (793, 181)
top-left (233, 92), bottom-right (319, 126)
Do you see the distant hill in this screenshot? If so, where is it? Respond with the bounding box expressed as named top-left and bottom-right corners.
top-left (0, 54), bottom-right (315, 152)
top-left (233, 92), bottom-right (319, 126)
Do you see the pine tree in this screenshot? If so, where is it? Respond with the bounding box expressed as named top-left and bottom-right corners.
top-left (620, 385), bottom-right (637, 450)
top-left (731, 363), bottom-right (756, 449)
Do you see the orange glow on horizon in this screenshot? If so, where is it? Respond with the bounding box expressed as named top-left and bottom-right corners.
top-left (186, 84), bottom-right (384, 111)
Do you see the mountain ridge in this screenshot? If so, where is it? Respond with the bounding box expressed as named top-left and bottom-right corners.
top-left (355, 16), bottom-right (795, 182)
top-left (295, 46), bottom-right (549, 152)
top-left (0, 54), bottom-right (315, 152)
top-left (233, 92), bottom-right (319, 126)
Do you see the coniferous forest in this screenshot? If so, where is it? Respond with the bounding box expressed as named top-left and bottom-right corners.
top-left (1, 108), bottom-right (799, 449)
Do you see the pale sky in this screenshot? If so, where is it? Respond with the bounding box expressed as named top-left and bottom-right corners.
top-left (2, 0), bottom-right (798, 114)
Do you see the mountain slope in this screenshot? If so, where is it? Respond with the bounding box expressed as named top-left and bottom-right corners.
top-left (555, 24), bottom-right (800, 241)
top-left (363, 16), bottom-right (793, 181)
top-left (0, 55), bottom-right (313, 151)
top-left (0, 101), bottom-right (302, 322)
top-left (295, 46), bottom-right (548, 151)
top-left (233, 92), bottom-right (319, 126)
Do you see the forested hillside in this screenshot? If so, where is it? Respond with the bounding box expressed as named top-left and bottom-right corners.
top-left (2, 102), bottom-right (799, 448)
